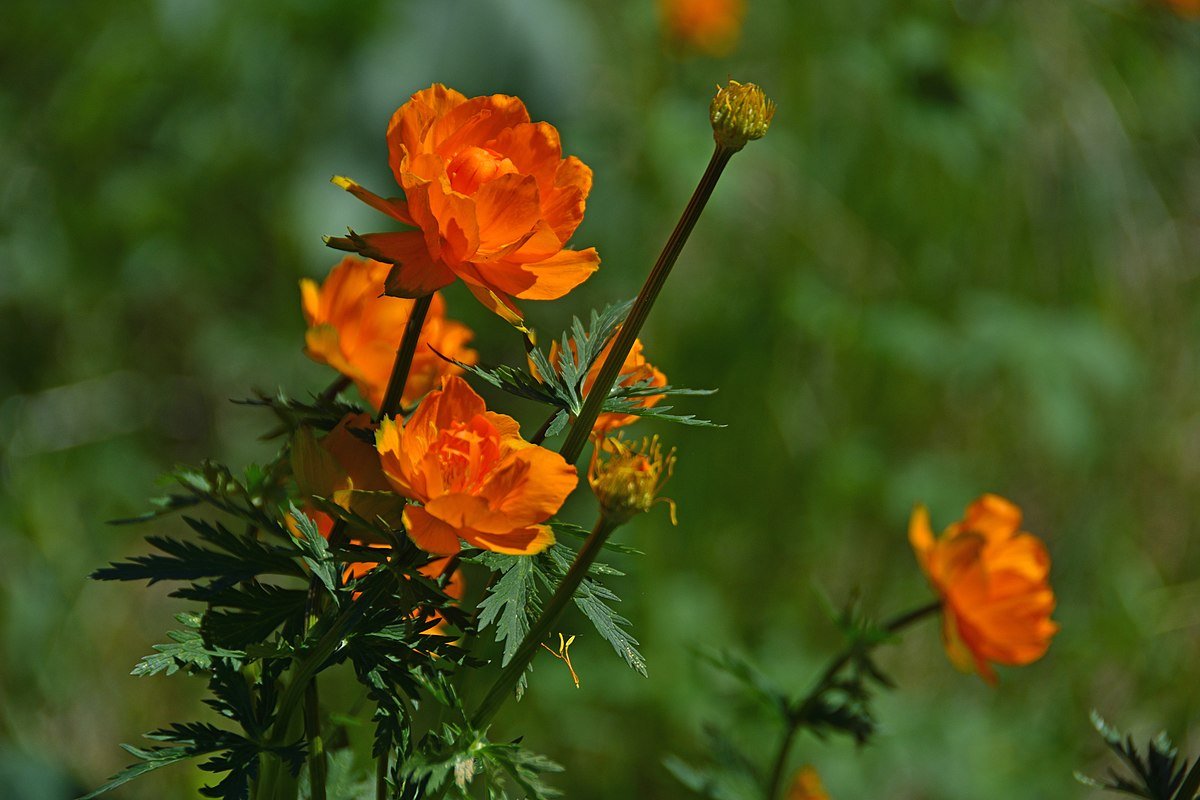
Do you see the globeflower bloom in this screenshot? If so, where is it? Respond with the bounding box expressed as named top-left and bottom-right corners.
top-left (710, 80), bottom-right (775, 152)
top-left (1163, 0), bottom-right (1200, 17)
top-left (660, 0), bottom-right (745, 56)
top-left (588, 435), bottom-right (676, 525)
top-left (549, 335), bottom-right (667, 434)
top-left (909, 494), bottom-right (1058, 684)
top-left (787, 766), bottom-right (831, 800)
top-left (301, 256), bottom-right (476, 410)
top-left (376, 376), bottom-right (578, 555)
top-left (331, 84), bottom-right (599, 324)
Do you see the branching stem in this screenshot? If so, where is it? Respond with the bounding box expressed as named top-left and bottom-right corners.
top-left (762, 600), bottom-right (942, 800)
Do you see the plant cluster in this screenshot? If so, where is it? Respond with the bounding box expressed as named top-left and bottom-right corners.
top-left (86, 77), bottom-right (1192, 800)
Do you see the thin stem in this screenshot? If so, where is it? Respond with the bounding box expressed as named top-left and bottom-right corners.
top-left (378, 294), bottom-right (433, 421)
top-left (304, 679), bottom-right (327, 800)
top-left (318, 375), bottom-right (352, 404)
top-left (376, 752), bottom-right (388, 800)
top-left (470, 516), bottom-right (622, 729)
top-left (762, 600), bottom-right (942, 800)
top-left (558, 145), bottom-right (737, 465)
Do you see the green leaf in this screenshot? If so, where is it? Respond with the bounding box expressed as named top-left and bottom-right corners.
top-left (541, 545), bottom-right (646, 676)
top-left (131, 613), bottom-right (246, 677)
top-left (91, 517), bottom-right (304, 585)
top-left (697, 648), bottom-right (788, 718)
top-left (79, 745), bottom-right (197, 799)
top-left (1079, 712), bottom-right (1194, 800)
top-left (288, 504), bottom-right (339, 598)
top-left (549, 521), bottom-right (644, 556)
top-left (476, 556), bottom-right (540, 668)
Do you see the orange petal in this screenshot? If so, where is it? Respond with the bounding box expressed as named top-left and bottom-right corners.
top-left (960, 493), bottom-right (1022, 543)
top-left (462, 281), bottom-right (529, 329)
top-left (403, 505), bottom-right (462, 555)
top-left (473, 173), bottom-right (542, 250)
top-left (430, 94), bottom-right (532, 160)
top-left (463, 524), bottom-right (556, 556)
top-left (332, 176), bottom-right (414, 225)
top-left (503, 247), bottom-right (600, 301)
top-left (479, 447), bottom-right (578, 530)
top-left (387, 84), bottom-right (470, 179)
top-left (349, 231), bottom-right (455, 297)
top-left (490, 121), bottom-right (562, 193)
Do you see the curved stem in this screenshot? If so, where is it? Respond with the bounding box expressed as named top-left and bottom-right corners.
top-left (558, 145), bottom-right (736, 465)
top-left (762, 600), bottom-right (942, 800)
top-left (470, 516), bottom-right (621, 729)
top-left (378, 294), bottom-right (433, 421)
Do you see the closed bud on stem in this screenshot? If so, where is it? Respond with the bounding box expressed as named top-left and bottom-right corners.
top-left (588, 435), bottom-right (677, 525)
top-left (710, 80), bottom-right (775, 151)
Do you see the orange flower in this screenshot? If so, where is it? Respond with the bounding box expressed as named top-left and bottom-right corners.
top-left (660, 0), bottom-right (745, 56)
top-left (291, 413), bottom-right (400, 532)
top-left (787, 766), bottom-right (831, 800)
top-left (375, 376), bottom-right (577, 555)
top-left (301, 256), bottom-right (476, 410)
top-left (1164, 0), bottom-right (1200, 16)
top-left (333, 84), bottom-right (599, 324)
top-left (549, 335), bottom-right (667, 434)
top-left (909, 494), bottom-right (1058, 684)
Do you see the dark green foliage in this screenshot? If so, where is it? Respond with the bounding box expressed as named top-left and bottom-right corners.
top-left (541, 543), bottom-right (646, 676)
top-left (396, 724), bottom-right (563, 800)
top-left (473, 536), bottom-right (648, 695)
top-left (131, 612), bottom-right (245, 677)
top-left (663, 725), bottom-right (763, 800)
top-left (234, 390), bottom-right (365, 438)
top-left (80, 721), bottom-right (295, 800)
top-left (1077, 713), bottom-right (1200, 800)
top-left (91, 516), bottom-right (306, 585)
top-left (438, 300), bottom-right (718, 430)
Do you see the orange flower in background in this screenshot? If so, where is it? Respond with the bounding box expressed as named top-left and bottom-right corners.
top-left (661, 0), bottom-right (745, 56)
top-left (376, 376), bottom-right (578, 555)
top-left (549, 335), bottom-right (667, 434)
top-left (289, 412), bottom-right (401, 544)
top-left (332, 84), bottom-right (599, 324)
top-left (1163, 0), bottom-right (1200, 17)
top-left (301, 256), bottom-right (476, 410)
top-left (909, 494), bottom-right (1058, 684)
top-left (786, 766), bottom-right (831, 800)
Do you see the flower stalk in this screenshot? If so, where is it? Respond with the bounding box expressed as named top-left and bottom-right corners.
top-left (762, 600), bottom-right (942, 800)
top-left (378, 292), bottom-right (433, 421)
top-left (558, 144), bottom-right (734, 464)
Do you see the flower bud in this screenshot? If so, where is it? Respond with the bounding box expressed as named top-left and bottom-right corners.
top-left (710, 80), bottom-right (775, 151)
top-left (588, 435), bottom-right (677, 525)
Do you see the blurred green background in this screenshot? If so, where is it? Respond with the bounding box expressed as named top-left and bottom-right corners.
top-left (2, 0), bottom-right (1199, 797)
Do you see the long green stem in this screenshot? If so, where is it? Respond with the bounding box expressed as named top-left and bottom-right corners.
top-left (378, 293), bottom-right (433, 421)
top-left (255, 576), bottom-right (393, 800)
top-left (762, 600), bottom-right (942, 800)
top-left (376, 752), bottom-right (389, 800)
top-left (558, 145), bottom-right (736, 465)
top-left (470, 516), bottom-right (622, 729)
top-left (304, 679), bottom-right (327, 800)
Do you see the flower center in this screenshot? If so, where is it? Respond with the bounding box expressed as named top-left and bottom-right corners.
top-left (431, 416), bottom-right (502, 493)
top-left (446, 146), bottom-right (519, 195)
